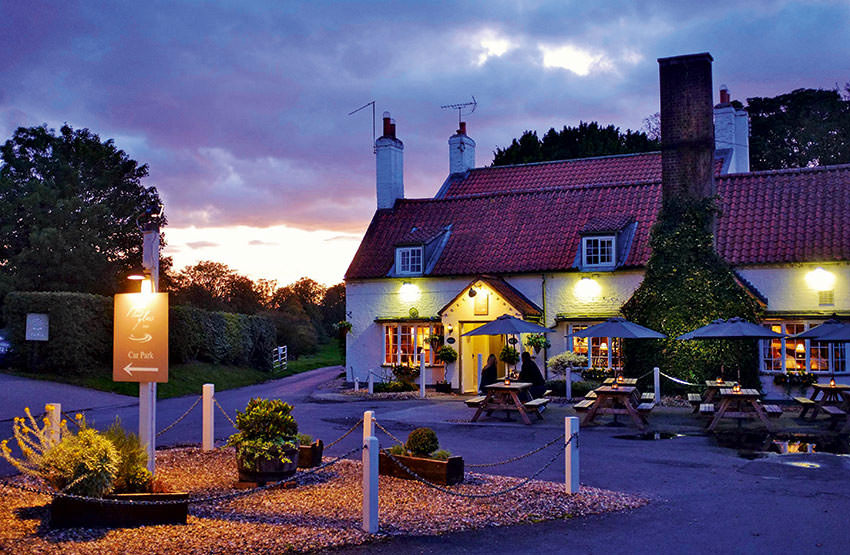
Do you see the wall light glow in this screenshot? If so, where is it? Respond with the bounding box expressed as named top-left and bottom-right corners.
top-left (805, 267), bottom-right (836, 291)
top-left (574, 277), bottom-right (602, 300)
top-left (399, 282), bottom-right (420, 303)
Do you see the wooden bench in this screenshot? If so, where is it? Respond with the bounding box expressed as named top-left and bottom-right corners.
top-left (699, 403), bottom-right (715, 416)
top-left (573, 399), bottom-right (595, 412)
top-left (762, 404), bottom-right (783, 418)
top-left (636, 402), bottom-right (655, 413)
top-left (542, 389), bottom-right (553, 398)
top-left (464, 396), bottom-right (487, 408)
top-left (524, 398), bottom-right (550, 419)
top-left (641, 392), bottom-right (656, 402)
top-left (822, 405), bottom-right (848, 429)
top-left (688, 393), bottom-right (703, 413)
top-left (585, 391), bottom-right (597, 400)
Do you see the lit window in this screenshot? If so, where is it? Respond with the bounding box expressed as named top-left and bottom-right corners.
top-left (582, 236), bottom-right (615, 268)
top-left (396, 247), bottom-right (423, 275)
top-left (566, 322), bottom-right (622, 371)
top-left (383, 323), bottom-right (444, 366)
top-left (761, 321), bottom-right (848, 374)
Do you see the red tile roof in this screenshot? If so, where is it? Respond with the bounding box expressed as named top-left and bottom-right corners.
top-left (346, 161), bottom-right (850, 279)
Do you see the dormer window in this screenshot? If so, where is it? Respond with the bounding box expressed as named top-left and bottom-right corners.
top-left (396, 246), bottom-right (423, 275)
top-left (582, 236), bottom-right (615, 268)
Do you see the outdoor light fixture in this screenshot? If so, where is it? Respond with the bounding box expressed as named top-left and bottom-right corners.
top-left (732, 384), bottom-right (742, 393)
top-left (716, 376), bottom-right (724, 384)
top-left (446, 324), bottom-right (454, 335)
top-left (139, 278), bottom-right (153, 295)
top-left (399, 282), bottom-right (420, 303)
top-left (468, 287), bottom-right (477, 298)
top-left (616, 375), bottom-right (624, 384)
top-left (574, 277), bottom-right (602, 300)
top-left (805, 267), bottom-right (836, 292)
top-left (612, 381), bottom-right (619, 390)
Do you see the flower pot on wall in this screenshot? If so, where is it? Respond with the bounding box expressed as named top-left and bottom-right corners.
top-left (378, 452), bottom-right (464, 486)
top-left (50, 492), bottom-right (189, 528)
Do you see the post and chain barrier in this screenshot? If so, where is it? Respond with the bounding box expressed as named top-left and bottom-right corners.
top-left (466, 432), bottom-right (566, 468)
top-left (373, 420), bottom-right (406, 446)
top-left (213, 397), bottom-right (238, 428)
top-left (157, 396), bottom-right (202, 437)
top-left (324, 418), bottom-right (364, 450)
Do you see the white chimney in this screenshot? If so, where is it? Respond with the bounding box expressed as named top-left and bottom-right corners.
top-left (376, 111), bottom-right (404, 210)
top-left (714, 85), bottom-right (750, 173)
top-left (448, 121), bottom-right (475, 174)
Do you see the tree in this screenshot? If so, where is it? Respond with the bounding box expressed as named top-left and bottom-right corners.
top-left (170, 261), bottom-right (267, 314)
top-left (492, 121), bottom-right (659, 166)
top-left (0, 125), bottom-right (164, 296)
top-left (747, 87), bottom-right (850, 170)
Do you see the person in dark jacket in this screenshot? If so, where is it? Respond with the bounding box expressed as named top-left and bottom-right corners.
top-left (519, 351), bottom-right (546, 399)
top-left (479, 354), bottom-right (498, 393)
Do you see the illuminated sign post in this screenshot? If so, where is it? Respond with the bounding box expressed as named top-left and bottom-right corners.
top-left (113, 292), bottom-right (169, 383)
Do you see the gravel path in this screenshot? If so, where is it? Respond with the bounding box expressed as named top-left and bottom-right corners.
top-left (0, 447), bottom-right (646, 554)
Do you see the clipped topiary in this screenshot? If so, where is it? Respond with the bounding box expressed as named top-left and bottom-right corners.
top-left (405, 427), bottom-right (439, 458)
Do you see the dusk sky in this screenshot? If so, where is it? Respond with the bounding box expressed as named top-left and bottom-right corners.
top-left (2, 1), bottom-right (848, 286)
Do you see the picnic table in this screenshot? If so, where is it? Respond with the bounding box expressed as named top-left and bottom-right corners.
top-left (795, 383), bottom-right (850, 420)
top-left (688, 380), bottom-right (739, 412)
top-left (582, 385), bottom-right (651, 430)
top-left (706, 388), bottom-right (774, 431)
top-left (468, 382), bottom-right (548, 425)
top-left (603, 377), bottom-right (638, 386)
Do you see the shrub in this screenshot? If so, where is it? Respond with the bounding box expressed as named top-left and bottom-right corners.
top-left (387, 443), bottom-right (407, 456)
top-left (547, 351), bottom-right (588, 376)
top-left (435, 345), bottom-right (458, 364)
top-left (582, 368), bottom-right (613, 382)
top-left (391, 364), bottom-right (420, 384)
top-left (297, 433), bottom-right (313, 446)
top-left (499, 345), bottom-right (520, 365)
top-left (227, 398), bottom-right (299, 470)
top-left (373, 380), bottom-right (416, 393)
top-left (544, 379), bottom-right (566, 396)
top-left (572, 380), bottom-right (601, 398)
top-left (41, 428), bottom-right (119, 497)
top-left (103, 418), bottom-right (151, 493)
top-left (406, 427), bottom-right (439, 457)
top-left (431, 449), bottom-right (452, 461)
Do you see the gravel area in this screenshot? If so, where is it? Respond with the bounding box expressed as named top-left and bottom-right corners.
top-left (0, 447), bottom-right (647, 554)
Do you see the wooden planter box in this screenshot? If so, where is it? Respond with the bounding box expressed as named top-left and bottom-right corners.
top-left (50, 492), bottom-right (189, 528)
top-left (379, 452), bottom-right (464, 485)
top-left (298, 440), bottom-right (324, 468)
top-left (434, 382), bottom-right (453, 394)
top-left (237, 448), bottom-right (300, 485)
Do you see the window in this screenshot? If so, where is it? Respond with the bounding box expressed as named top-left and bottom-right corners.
top-left (396, 247), bottom-right (423, 275)
top-left (565, 322), bottom-right (622, 371)
top-left (582, 236), bottom-right (615, 268)
top-left (761, 321), bottom-right (849, 374)
top-left (383, 323), bottom-right (444, 366)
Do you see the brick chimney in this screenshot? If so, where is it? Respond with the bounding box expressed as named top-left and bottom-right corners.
top-left (448, 121), bottom-right (475, 174)
top-left (658, 53), bottom-right (715, 205)
top-left (714, 85), bottom-right (750, 173)
top-left (376, 111), bottom-right (404, 210)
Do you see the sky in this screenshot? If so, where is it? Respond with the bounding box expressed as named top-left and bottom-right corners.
top-left (1, 1), bottom-right (848, 287)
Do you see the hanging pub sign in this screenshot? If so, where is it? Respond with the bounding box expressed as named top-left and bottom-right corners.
top-left (113, 293), bottom-right (169, 383)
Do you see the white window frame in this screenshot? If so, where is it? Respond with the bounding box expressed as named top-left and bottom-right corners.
top-left (396, 246), bottom-right (424, 275)
top-left (383, 322), bottom-right (444, 366)
top-left (760, 320), bottom-right (849, 374)
top-left (564, 322), bottom-right (623, 371)
top-left (582, 236), bottom-right (616, 268)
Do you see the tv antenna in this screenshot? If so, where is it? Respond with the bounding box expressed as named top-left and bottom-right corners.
top-left (441, 96), bottom-right (477, 125)
top-left (348, 100), bottom-right (376, 154)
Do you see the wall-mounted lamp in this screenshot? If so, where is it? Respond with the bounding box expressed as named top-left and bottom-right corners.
top-left (128, 271), bottom-right (153, 295)
top-left (468, 287), bottom-right (477, 298)
top-left (446, 324), bottom-right (454, 335)
top-left (399, 282), bottom-right (420, 303)
top-left (574, 277), bottom-right (602, 300)
top-left (805, 267), bottom-right (836, 292)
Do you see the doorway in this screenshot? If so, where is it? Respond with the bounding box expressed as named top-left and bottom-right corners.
top-left (460, 322), bottom-right (505, 393)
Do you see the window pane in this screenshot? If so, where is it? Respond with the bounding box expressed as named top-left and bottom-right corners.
top-left (384, 325), bottom-right (398, 365)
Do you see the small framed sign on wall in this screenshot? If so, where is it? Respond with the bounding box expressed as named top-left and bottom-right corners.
top-left (25, 313), bottom-right (49, 341)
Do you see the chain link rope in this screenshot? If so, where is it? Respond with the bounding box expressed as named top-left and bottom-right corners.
top-left (466, 432), bottom-right (566, 468)
top-left (373, 420), bottom-right (406, 445)
top-left (213, 397), bottom-right (238, 428)
top-left (324, 418), bottom-right (364, 450)
top-left (156, 396), bottom-right (202, 437)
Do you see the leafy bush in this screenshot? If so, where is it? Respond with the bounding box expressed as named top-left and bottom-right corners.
top-left (499, 345), bottom-right (520, 365)
top-left (774, 371), bottom-right (818, 387)
top-left (435, 345), bottom-right (458, 364)
top-left (582, 368), bottom-right (613, 382)
top-left (297, 433), bottom-right (313, 446)
top-left (103, 418), bottom-right (151, 493)
top-left (41, 428), bottom-right (119, 497)
top-left (406, 428), bottom-right (439, 457)
top-left (572, 381), bottom-right (601, 398)
top-left (547, 351), bottom-right (588, 376)
top-left (387, 443), bottom-right (407, 456)
top-left (391, 364), bottom-right (420, 384)
top-left (431, 449), bottom-right (452, 461)
top-left (544, 379), bottom-right (566, 396)
top-left (373, 381), bottom-right (416, 393)
top-left (227, 398), bottom-right (299, 470)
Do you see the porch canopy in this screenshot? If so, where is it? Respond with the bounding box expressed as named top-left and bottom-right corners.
top-left (461, 314), bottom-right (554, 337)
top-left (569, 317), bottom-right (666, 339)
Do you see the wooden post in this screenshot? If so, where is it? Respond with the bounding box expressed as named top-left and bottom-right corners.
top-left (565, 416), bottom-right (580, 494)
top-left (362, 410), bottom-right (378, 533)
top-left (45, 403), bottom-right (61, 444)
top-left (654, 367), bottom-right (661, 404)
top-left (419, 355), bottom-right (426, 398)
top-left (566, 368), bottom-right (573, 400)
top-left (202, 384), bottom-right (214, 451)
top-left (368, 372), bottom-right (374, 394)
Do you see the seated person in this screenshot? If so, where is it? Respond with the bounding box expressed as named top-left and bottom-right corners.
top-left (519, 351), bottom-right (546, 399)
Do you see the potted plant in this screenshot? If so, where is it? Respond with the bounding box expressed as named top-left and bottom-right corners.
top-left (379, 427), bottom-right (463, 485)
top-left (227, 397), bottom-right (300, 485)
top-left (499, 344), bottom-right (520, 366)
top-left (334, 320), bottom-right (353, 337)
top-left (525, 333), bottom-right (551, 354)
top-left (391, 363), bottom-right (420, 384)
top-left (435, 345), bottom-right (458, 365)
top-left (297, 433), bottom-right (324, 468)
top-left (426, 333), bottom-right (444, 347)
top-left (1, 410), bottom-right (187, 528)
top-left (433, 380), bottom-right (452, 394)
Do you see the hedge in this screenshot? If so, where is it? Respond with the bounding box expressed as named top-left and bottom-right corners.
top-left (3, 292), bottom-right (276, 374)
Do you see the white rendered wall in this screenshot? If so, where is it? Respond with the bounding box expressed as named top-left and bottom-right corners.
top-left (736, 263), bottom-right (849, 314)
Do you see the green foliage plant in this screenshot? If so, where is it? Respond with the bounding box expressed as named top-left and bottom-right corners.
top-left (431, 449), bottom-right (452, 461)
top-left (405, 427), bottom-right (439, 458)
top-left (499, 345), bottom-right (520, 365)
top-left (621, 197), bottom-right (762, 387)
top-left (391, 364), bottom-right (420, 383)
top-left (546, 351), bottom-right (588, 376)
top-left (226, 398), bottom-right (299, 471)
top-left (525, 334), bottom-right (551, 353)
top-left (387, 443), bottom-right (407, 456)
top-left (296, 433), bottom-right (313, 446)
top-left (41, 427), bottom-right (120, 497)
top-left (103, 418), bottom-right (152, 493)
top-left (373, 381), bottom-right (416, 393)
top-left (435, 345), bottom-right (458, 364)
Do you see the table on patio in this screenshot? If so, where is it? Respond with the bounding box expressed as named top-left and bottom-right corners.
top-left (707, 388), bottom-right (773, 431)
top-left (470, 382), bottom-right (544, 425)
top-left (704, 380), bottom-right (738, 403)
top-left (799, 383), bottom-right (850, 419)
top-left (603, 378), bottom-right (638, 386)
top-left (583, 385), bottom-right (648, 430)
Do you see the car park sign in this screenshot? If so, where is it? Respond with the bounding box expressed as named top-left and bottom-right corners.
top-left (113, 292), bottom-right (169, 382)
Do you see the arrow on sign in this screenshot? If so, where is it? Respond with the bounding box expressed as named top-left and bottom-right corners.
top-left (123, 363), bottom-right (159, 377)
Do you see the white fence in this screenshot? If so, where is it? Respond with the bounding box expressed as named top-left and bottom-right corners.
top-left (272, 345), bottom-right (287, 371)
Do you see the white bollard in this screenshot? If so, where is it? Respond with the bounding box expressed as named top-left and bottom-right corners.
top-left (419, 356), bottom-right (426, 399)
top-left (45, 403), bottom-right (61, 444)
top-left (566, 368), bottom-right (572, 400)
top-left (362, 410), bottom-right (378, 533)
top-left (565, 416), bottom-right (580, 494)
top-left (654, 367), bottom-right (661, 404)
top-left (354, 377), bottom-right (359, 392)
top-left (368, 372), bottom-right (374, 394)
top-left (202, 384), bottom-right (214, 451)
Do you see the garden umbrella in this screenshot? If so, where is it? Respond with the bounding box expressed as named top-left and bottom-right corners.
top-left (676, 317), bottom-right (784, 383)
top-left (460, 314), bottom-right (554, 336)
top-left (568, 317), bottom-right (666, 339)
top-left (793, 319), bottom-right (850, 342)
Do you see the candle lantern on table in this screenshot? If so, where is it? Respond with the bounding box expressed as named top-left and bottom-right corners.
top-left (732, 383), bottom-right (742, 393)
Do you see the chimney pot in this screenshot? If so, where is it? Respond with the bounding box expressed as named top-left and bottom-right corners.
top-left (719, 85), bottom-right (730, 104)
top-left (382, 113), bottom-right (394, 138)
top-left (458, 121), bottom-right (467, 135)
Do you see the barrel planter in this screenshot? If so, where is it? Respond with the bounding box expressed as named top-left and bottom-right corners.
top-left (237, 446), bottom-right (300, 485)
top-left (378, 452), bottom-right (464, 486)
top-left (298, 440), bottom-right (324, 468)
top-left (50, 492), bottom-right (189, 528)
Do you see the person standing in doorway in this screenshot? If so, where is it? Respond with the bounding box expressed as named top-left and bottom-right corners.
top-left (479, 354), bottom-right (498, 393)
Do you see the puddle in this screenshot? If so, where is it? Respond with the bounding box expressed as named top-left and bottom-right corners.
top-left (713, 431), bottom-right (850, 458)
top-left (613, 432), bottom-right (685, 441)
